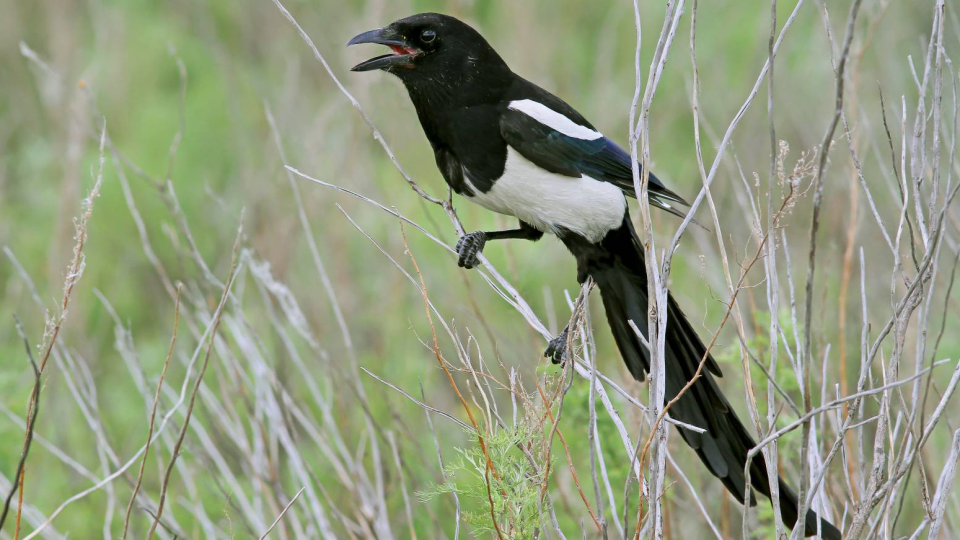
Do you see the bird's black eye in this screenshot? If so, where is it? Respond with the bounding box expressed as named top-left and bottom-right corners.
top-left (421, 29), bottom-right (437, 43)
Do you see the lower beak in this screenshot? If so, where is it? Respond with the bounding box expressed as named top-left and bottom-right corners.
top-left (347, 28), bottom-right (418, 72)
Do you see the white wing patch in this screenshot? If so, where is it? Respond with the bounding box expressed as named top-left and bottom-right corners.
top-left (508, 99), bottom-right (603, 141)
top-left (464, 147), bottom-right (626, 243)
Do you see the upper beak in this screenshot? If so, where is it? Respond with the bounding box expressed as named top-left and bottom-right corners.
top-left (347, 27), bottom-right (418, 72)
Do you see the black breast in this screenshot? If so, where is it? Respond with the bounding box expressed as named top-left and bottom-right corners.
top-left (408, 89), bottom-right (508, 196)
top-left (444, 104), bottom-right (508, 194)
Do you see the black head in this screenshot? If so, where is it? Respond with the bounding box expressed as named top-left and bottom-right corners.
top-left (348, 13), bottom-right (510, 91)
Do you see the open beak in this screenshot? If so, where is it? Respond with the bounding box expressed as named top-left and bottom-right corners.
top-left (347, 27), bottom-right (419, 72)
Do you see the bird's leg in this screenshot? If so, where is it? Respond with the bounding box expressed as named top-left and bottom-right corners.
top-left (544, 325), bottom-right (570, 365)
top-left (543, 287), bottom-right (588, 365)
top-left (455, 221), bottom-right (543, 269)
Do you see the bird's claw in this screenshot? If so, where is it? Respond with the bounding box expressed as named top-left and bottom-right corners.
top-left (544, 329), bottom-right (570, 366)
top-left (455, 231), bottom-right (487, 269)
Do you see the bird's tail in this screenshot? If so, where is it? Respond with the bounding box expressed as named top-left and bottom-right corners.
top-left (560, 216), bottom-right (841, 539)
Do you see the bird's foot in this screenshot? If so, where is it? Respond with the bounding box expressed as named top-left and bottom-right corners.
top-left (455, 231), bottom-right (487, 269)
top-left (544, 328), bottom-right (570, 366)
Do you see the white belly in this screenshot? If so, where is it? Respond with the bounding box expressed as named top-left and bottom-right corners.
top-left (464, 147), bottom-right (627, 243)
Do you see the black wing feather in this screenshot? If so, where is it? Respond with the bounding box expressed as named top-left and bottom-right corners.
top-left (499, 106), bottom-right (690, 216)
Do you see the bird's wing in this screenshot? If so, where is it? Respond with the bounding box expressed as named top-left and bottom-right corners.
top-left (499, 101), bottom-right (690, 219)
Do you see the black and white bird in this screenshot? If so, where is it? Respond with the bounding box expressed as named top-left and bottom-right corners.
top-left (349, 13), bottom-right (841, 539)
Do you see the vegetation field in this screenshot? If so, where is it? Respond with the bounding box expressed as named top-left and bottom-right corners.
top-left (1, 0), bottom-right (958, 538)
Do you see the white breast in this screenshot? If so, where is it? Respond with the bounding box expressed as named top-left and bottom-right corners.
top-left (464, 147), bottom-right (627, 243)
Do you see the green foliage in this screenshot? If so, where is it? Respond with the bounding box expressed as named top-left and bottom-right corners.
top-left (419, 424), bottom-right (550, 539)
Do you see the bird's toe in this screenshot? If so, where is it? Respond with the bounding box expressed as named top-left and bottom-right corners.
top-left (456, 232), bottom-right (485, 269)
top-left (462, 253), bottom-right (478, 269)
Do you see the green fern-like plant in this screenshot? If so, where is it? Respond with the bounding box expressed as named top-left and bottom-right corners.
top-left (419, 423), bottom-right (552, 539)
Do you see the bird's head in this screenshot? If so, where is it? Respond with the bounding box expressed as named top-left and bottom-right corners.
top-left (348, 13), bottom-right (509, 93)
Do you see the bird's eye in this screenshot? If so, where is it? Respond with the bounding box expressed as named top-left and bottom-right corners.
top-left (421, 29), bottom-right (437, 43)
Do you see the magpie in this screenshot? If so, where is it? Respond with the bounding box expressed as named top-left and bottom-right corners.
top-left (349, 13), bottom-right (841, 539)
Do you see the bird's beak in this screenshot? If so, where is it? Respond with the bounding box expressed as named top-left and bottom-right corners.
top-left (347, 27), bottom-right (419, 72)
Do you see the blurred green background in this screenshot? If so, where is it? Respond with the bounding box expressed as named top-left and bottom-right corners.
top-left (1, 0), bottom-right (957, 537)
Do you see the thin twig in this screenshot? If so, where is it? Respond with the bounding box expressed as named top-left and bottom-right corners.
top-left (0, 317), bottom-right (41, 532)
top-left (258, 487), bottom-right (306, 540)
top-left (120, 284), bottom-right (182, 540)
top-left (397, 223), bottom-right (506, 540)
top-left (146, 218), bottom-right (244, 540)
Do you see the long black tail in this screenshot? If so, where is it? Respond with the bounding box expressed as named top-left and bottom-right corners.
top-left (561, 217), bottom-right (841, 540)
